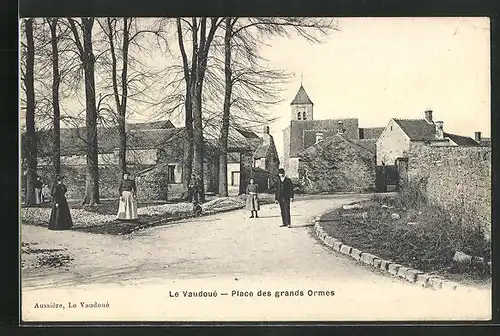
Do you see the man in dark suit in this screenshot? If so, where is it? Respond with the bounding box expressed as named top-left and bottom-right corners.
top-left (275, 168), bottom-right (294, 228)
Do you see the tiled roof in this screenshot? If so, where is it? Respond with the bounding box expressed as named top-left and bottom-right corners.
top-left (203, 124), bottom-right (254, 151)
top-left (126, 120), bottom-right (175, 130)
top-left (354, 139), bottom-right (377, 154)
top-left (393, 118), bottom-right (481, 146)
top-left (393, 119), bottom-right (437, 141)
top-left (288, 118), bottom-right (359, 157)
top-left (291, 85), bottom-right (313, 105)
top-left (297, 134), bottom-right (374, 159)
top-left (253, 144), bottom-right (270, 159)
top-left (235, 128), bottom-right (259, 139)
top-left (359, 127), bottom-right (384, 140)
top-left (444, 132), bottom-right (481, 147)
top-left (480, 138), bottom-right (491, 147)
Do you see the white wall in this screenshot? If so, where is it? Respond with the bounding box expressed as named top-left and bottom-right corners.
top-left (376, 119), bottom-right (411, 165)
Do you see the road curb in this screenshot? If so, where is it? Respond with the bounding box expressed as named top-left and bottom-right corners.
top-left (313, 220), bottom-right (459, 291)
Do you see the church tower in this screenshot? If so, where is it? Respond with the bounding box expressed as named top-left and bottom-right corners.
top-left (290, 85), bottom-right (314, 121)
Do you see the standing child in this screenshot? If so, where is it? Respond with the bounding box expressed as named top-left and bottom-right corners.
top-left (246, 178), bottom-right (260, 218)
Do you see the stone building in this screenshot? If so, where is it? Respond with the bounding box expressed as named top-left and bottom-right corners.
top-left (297, 134), bottom-right (377, 193)
top-left (28, 120), bottom-right (279, 200)
top-left (253, 126), bottom-right (280, 188)
top-left (376, 109), bottom-right (481, 166)
top-left (283, 84), bottom-right (384, 179)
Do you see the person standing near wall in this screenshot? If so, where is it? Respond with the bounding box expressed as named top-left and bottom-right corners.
top-left (275, 168), bottom-right (294, 228)
top-left (117, 172), bottom-right (138, 220)
top-left (246, 178), bottom-right (260, 218)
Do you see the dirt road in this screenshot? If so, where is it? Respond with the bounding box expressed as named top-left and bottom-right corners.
top-left (21, 194), bottom-right (491, 321)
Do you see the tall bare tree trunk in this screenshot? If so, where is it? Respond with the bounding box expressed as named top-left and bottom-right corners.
top-left (191, 76), bottom-right (205, 202)
top-left (183, 92), bottom-right (194, 191)
top-left (48, 18), bottom-right (61, 176)
top-left (177, 18), bottom-right (220, 202)
top-left (218, 17), bottom-right (234, 197)
top-left (69, 17), bottom-right (100, 205)
top-left (177, 18), bottom-right (194, 194)
top-left (119, 18), bottom-right (130, 176)
top-left (106, 17), bottom-right (129, 177)
top-left (24, 18), bottom-right (37, 206)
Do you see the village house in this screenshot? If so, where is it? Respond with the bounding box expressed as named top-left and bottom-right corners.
top-left (376, 109), bottom-right (482, 166)
top-left (283, 84), bottom-right (384, 180)
top-left (297, 133), bottom-right (377, 193)
top-left (29, 120), bottom-right (279, 200)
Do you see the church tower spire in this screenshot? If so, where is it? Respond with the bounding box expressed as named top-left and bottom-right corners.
top-left (290, 83), bottom-right (313, 121)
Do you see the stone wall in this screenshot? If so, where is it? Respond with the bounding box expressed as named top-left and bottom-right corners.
top-left (298, 135), bottom-right (376, 193)
top-left (407, 143), bottom-right (491, 238)
top-left (283, 125), bottom-right (291, 172)
top-left (36, 164), bottom-right (150, 200)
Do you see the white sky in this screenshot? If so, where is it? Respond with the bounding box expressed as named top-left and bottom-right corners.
top-left (255, 17), bottom-right (490, 160)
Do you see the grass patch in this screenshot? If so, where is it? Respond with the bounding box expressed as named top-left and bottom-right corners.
top-left (319, 181), bottom-right (491, 285)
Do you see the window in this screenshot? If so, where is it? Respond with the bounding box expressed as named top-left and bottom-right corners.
top-left (167, 165), bottom-right (176, 183)
top-left (302, 111), bottom-right (307, 120)
top-left (297, 111), bottom-right (301, 120)
top-left (315, 132), bottom-right (324, 144)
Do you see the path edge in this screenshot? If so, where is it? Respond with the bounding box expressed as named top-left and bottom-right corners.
top-left (312, 213), bottom-right (459, 291)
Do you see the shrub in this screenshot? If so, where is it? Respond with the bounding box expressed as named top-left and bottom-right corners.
top-left (395, 176), bottom-right (428, 209)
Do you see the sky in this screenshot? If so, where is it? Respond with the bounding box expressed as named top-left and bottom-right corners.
top-left (254, 17), bottom-right (490, 161)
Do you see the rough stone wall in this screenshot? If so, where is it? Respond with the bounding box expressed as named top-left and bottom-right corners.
top-left (298, 135), bottom-right (376, 193)
top-left (36, 164), bottom-right (149, 200)
top-left (264, 134), bottom-right (280, 188)
top-left (283, 125), bottom-right (291, 172)
top-left (407, 143), bottom-right (491, 238)
top-left (376, 119), bottom-right (411, 165)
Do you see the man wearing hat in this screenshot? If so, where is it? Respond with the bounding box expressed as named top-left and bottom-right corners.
top-left (275, 168), bottom-right (294, 228)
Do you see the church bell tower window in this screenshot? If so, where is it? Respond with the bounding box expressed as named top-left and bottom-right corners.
top-left (297, 111), bottom-right (301, 120)
top-left (302, 111), bottom-right (307, 120)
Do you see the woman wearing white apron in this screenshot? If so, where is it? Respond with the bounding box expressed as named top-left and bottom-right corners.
top-left (117, 173), bottom-right (138, 220)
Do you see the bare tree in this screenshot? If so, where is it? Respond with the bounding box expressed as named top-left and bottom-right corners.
top-left (102, 17), bottom-right (129, 176)
top-left (98, 17), bottom-right (171, 177)
top-left (21, 18), bottom-right (37, 206)
top-left (214, 17), bottom-right (338, 196)
top-left (68, 17), bottom-right (100, 205)
top-left (217, 17), bottom-right (235, 197)
top-left (46, 18), bottom-right (62, 176)
top-left (176, 17), bottom-right (223, 202)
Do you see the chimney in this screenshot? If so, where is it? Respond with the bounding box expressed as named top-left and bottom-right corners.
top-left (424, 109), bottom-right (433, 124)
top-left (474, 131), bottom-right (481, 142)
top-left (337, 121), bottom-right (345, 134)
top-left (435, 121), bottom-right (444, 140)
top-left (262, 126), bottom-right (271, 145)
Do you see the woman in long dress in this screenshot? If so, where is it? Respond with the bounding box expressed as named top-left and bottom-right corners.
top-left (116, 172), bottom-right (138, 220)
top-left (246, 178), bottom-right (260, 218)
top-left (48, 175), bottom-right (73, 230)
